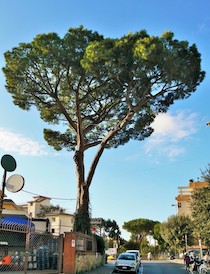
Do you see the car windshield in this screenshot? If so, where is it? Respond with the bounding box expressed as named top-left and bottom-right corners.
top-left (118, 254), bottom-right (135, 260)
top-left (128, 252), bottom-right (138, 256)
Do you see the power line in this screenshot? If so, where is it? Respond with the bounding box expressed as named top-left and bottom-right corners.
top-left (21, 189), bottom-right (76, 201)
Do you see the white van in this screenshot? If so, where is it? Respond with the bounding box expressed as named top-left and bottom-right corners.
top-left (126, 250), bottom-right (142, 265)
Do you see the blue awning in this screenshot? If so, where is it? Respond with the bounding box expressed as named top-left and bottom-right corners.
top-left (1, 216), bottom-right (35, 231)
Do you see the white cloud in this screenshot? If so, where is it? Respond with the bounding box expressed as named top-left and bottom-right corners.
top-left (0, 128), bottom-right (48, 156)
top-left (145, 110), bottom-right (199, 160)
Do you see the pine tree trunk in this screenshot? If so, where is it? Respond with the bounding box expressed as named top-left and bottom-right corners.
top-left (73, 149), bottom-right (91, 233)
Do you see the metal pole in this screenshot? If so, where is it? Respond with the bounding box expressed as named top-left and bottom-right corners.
top-left (58, 234), bottom-right (64, 274)
top-left (24, 214), bottom-right (32, 274)
top-left (0, 169), bottom-right (7, 224)
top-left (199, 238), bottom-right (203, 260)
top-left (185, 234), bottom-right (188, 251)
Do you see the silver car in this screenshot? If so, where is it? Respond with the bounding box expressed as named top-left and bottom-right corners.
top-left (114, 252), bottom-right (139, 273)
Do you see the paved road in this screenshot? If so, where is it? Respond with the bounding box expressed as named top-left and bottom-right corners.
top-left (0, 270), bottom-right (57, 274)
top-left (141, 261), bottom-right (188, 274)
top-left (6, 260), bottom-right (208, 274)
top-left (84, 260), bottom-right (192, 274)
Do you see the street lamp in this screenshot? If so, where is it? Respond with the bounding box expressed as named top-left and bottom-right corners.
top-left (171, 204), bottom-right (178, 215)
top-left (0, 154), bottom-right (24, 224)
top-left (0, 154), bottom-right (17, 223)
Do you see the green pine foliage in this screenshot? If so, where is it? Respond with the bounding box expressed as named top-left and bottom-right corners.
top-left (191, 186), bottom-right (210, 247)
top-left (3, 26), bottom-right (205, 233)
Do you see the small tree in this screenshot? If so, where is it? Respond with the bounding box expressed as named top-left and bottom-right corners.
top-left (123, 218), bottom-right (158, 245)
top-left (140, 236), bottom-right (150, 254)
top-left (191, 186), bottom-right (210, 247)
top-left (200, 163), bottom-right (210, 183)
top-left (160, 215), bottom-right (194, 253)
top-left (153, 222), bottom-right (167, 252)
top-left (3, 26), bottom-right (205, 233)
top-left (102, 219), bottom-right (121, 240)
top-left (99, 219), bottom-right (121, 248)
top-left (40, 204), bottom-right (65, 214)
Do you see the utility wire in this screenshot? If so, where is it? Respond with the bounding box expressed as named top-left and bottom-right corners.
top-left (21, 189), bottom-right (76, 201)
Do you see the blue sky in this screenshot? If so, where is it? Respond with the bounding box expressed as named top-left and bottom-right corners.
top-left (0, 0), bottom-right (210, 240)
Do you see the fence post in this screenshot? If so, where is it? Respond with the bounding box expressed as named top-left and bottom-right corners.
top-left (58, 234), bottom-right (64, 274)
top-left (24, 230), bottom-right (30, 274)
top-left (24, 215), bottom-right (32, 274)
top-left (63, 232), bottom-right (76, 274)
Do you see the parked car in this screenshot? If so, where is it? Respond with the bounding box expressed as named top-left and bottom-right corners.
top-left (126, 250), bottom-right (142, 265)
top-left (114, 252), bottom-right (139, 273)
top-left (107, 255), bottom-right (115, 260)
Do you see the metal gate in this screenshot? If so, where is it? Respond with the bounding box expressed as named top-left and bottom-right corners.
top-left (0, 221), bottom-right (61, 272)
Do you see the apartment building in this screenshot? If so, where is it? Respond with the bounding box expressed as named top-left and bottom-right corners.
top-left (25, 195), bottom-right (75, 235)
top-left (175, 180), bottom-right (209, 216)
top-left (0, 192), bottom-right (75, 234)
top-left (27, 195), bottom-right (51, 218)
top-left (45, 212), bottom-right (74, 235)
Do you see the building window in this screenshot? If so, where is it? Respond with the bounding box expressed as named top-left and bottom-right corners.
top-left (52, 217), bottom-right (56, 222)
top-left (52, 228), bottom-right (55, 233)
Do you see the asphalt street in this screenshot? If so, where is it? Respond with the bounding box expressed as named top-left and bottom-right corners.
top-left (84, 259), bottom-right (210, 274)
top-left (4, 260), bottom-right (209, 273)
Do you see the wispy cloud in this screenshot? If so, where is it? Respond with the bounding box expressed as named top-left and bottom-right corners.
top-left (0, 128), bottom-right (48, 156)
top-left (145, 110), bottom-right (199, 160)
top-left (198, 16), bottom-right (210, 33)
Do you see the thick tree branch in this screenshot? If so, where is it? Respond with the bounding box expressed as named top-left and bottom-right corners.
top-left (86, 110), bottom-right (135, 187)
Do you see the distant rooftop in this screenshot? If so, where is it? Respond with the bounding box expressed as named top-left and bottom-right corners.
top-left (177, 180), bottom-right (209, 196)
top-left (27, 195), bottom-right (51, 203)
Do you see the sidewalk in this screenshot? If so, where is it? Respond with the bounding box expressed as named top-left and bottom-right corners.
top-left (4, 265), bottom-right (111, 274)
top-left (3, 270), bottom-right (58, 274)
top-left (172, 258), bottom-right (210, 270)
